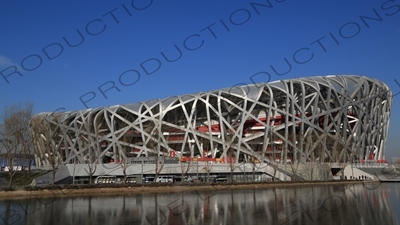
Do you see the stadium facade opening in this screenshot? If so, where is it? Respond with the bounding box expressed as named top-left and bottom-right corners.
top-left (30, 75), bottom-right (392, 182)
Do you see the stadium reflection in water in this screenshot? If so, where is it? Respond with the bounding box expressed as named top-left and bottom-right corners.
top-left (1, 183), bottom-right (399, 225)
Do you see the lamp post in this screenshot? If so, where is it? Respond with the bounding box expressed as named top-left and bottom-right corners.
top-left (243, 162), bottom-right (246, 182)
top-left (73, 157), bottom-right (76, 185)
top-left (270, 127), bottom-right (274, 162)
top-left (141, 159), bottom-right (144, 184)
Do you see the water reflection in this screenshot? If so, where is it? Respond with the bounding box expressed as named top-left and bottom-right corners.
top-left (1, 183), bottom-right (398, 225)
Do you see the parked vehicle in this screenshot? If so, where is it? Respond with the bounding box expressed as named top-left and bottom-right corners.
top-left (144, 176), bottom-right (155, 183)
top-left (213, 176), bottom-right (228, 183)
top-left (155, 176), bottom-right (174, 183)
top-left (95, 176), bottom-right (116, 184)
top-left (125, 176), bottom-right (138, 184)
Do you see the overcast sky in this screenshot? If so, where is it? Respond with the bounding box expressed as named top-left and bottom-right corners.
top-left (1, 0), bottom-right (399, 159)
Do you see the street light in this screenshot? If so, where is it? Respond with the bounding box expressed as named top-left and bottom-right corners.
top-left (243, 162), bottom-right (246, 182)
top-left (141, 159), bottom-right (144, 184)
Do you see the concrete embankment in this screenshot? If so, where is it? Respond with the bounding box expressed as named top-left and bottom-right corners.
top-left (0, 180), bottom-right (376, 200)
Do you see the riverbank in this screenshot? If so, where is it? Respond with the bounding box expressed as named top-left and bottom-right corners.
top-left (0, 180), bottom-right (379, 200)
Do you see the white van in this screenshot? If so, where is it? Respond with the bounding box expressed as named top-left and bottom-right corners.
top-left (155, 176), bottom-right (174, 183)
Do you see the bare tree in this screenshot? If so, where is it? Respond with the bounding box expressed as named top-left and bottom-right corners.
top-left (0, 102), bottom-right (33, 188)
top-left (204, 159), bottom-right (213, 183)
top-left (0, 135), bottom-right (21, 188)
top-left (85, 143), bottom-right (98, 185)
top-left (147, 128), bottom-right (165, 182)
top-left (30, 113), bottom-right (62, 186)
top-left (147, 120), bottom-right (165, 182)
top-left (19, 103), bottom-right (34, 177)
top-left (141, 117), bottom-right (165, 182)
top-left (289, 152), bottom-right (301, 181)
top-left (180, 158), bottom-right (192, 183)
top-left (117, 145), bottom-right (130, 184)
top-left (228, 151), bottom-right (236, 183)
top-left (81, 116), bottom-right (101, 185)
top-left (154, 154), bottom-right (165, 182)
top-left (249, 156), bottom-right (258, 182)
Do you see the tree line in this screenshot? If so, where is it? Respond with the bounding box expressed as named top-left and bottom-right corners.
top-left (0, 102), bottom-right (34, 188)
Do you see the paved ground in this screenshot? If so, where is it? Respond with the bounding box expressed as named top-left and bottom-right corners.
top-left (358, 166), bottom-right (400, 182)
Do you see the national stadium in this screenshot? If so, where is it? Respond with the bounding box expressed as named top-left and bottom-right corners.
top-left (29, 75), bottom-right (393, 184)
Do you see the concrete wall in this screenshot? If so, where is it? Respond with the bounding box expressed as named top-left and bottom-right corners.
top-left (343, 166), bottom-right (376, 180)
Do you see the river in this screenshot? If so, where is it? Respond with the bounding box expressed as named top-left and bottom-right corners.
top-left (1, 182), bottom-right (399, 225)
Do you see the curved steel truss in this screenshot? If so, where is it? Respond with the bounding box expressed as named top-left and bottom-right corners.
top-left (30, 75), bottom-right (392, 167)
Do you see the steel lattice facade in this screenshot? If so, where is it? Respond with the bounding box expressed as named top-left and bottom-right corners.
top-left (30, 75), bottom-right (392, 167)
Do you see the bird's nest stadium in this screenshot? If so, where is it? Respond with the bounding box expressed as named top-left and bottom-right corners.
top-left (29, 75), bottom-right (392, 183)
